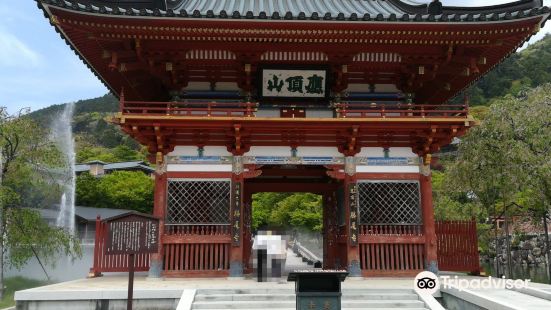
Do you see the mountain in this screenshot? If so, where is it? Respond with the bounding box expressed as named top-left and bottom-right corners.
top-left (468, 34), bottom-right (551, 105)
top-left (29, 94), bottom-right (118, 126)
top-left (29, 94), bottom-right (144, 163)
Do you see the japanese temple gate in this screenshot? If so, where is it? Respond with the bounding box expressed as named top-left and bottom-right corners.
top-left (38, 0), bottom-right (549, 277)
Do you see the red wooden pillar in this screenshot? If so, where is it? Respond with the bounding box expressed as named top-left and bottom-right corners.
top-left (242, 189), bottom-right (253, 274)
top-left (229, 157), bottom-right (245, 277)
top-left (149, 170), bottom-right (167, 278)
top-left (421, 173), bottom-right (438, 273)
top-left (89, 216), bottom-right (102, 277)
top-left (344, 157), bottom-right (361, 277)
top-left (323, 192), bottom-right (338, 269)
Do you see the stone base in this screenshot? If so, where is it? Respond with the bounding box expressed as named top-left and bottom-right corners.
top-left (426, 260), bottom-right (439, 275)
top-left (148, 258), bottom-right (163, 278)
top-left (229, 261), bottom-right (244, 277)
top-left (348, 260), bottom-right (362, 277)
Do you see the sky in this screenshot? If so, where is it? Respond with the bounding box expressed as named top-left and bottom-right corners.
top-left (1, 1), bottom-right (550, 113)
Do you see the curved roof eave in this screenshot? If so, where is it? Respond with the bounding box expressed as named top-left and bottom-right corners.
top-left (37, 0), bottom-right (549, 23)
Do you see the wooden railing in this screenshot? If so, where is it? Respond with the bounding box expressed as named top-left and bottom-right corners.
top-left (336, 103), bottom-right (468, 118)
top-left (162, 242), bottom-right (230, 276)
top-left (90, 217), bottom-right (150, 276)
top-left (360, 243), bottom-right (425, 275)
top-left (120, 98), bottom-right (468, 119)
top-left (162, 224), bottom-right (232, 277)
top-left (120, 99), bottom-right (258, 117)
top-left (358, 224), bottom-right (425, 276)
top-left (436, 219), bottom-right (480, 274)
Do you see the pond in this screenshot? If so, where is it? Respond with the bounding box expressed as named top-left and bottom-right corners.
top-left (481, 261), bottom-right (551, 284)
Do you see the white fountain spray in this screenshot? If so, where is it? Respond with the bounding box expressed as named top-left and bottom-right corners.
top-left (53, 102), bottom-right (76, 235)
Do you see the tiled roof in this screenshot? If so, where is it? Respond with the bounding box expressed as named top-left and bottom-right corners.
top-left (75, 161), bottom-right (155, 174)
top-left (38, 0), bottom-right (550, 23)
top-left (34, 206), bottom-right (131, 222)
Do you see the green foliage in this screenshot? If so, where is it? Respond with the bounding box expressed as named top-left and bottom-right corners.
top-left (0, 109), bottom-right (82, 290)
top-left (252, 193), bottom-right (322, 232)
top-left (441, 85), bottom-right (551, 254)
top-left (75, 172), bottom-right (101, 207)
top-left (466, 34), bottom-right (551, 105)
top-left (76, 171), bottom-right (154, 213)
top-left (5, 209), bottom-right (81, 270)
top-left (0, 277), bottom-right (48, 308)
top-left (76, 144), bottom-right (146, 164)
top-left (252, 193), bottom-right (290, 230)
top-left (28, 94), bottom-right (118, 126)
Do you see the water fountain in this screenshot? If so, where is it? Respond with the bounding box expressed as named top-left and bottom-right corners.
top-left (53, 102), bottom-right (76, 235)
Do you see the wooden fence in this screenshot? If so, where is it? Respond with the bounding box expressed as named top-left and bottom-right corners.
top-left (359, 224), bottom-right (425, 276)
top-left (162, 225), bottom-right (231, 277)
top-left (89, 217), bottom-right (150, 276)
top-left (436, 219), bottom-right (480, 274)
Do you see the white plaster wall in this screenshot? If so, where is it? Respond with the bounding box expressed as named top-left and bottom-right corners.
top-left (357, 147), bottom-right (385, 157)
top-left (357, 147), bottom-right (416, 158)
top-left (167, 164), bottom-right (232, 172)
top-left (214, 82), bottom-right (239, 91)
top-left (390, 147), bottom-right (417, 157)
top-left (168, 146), bottom-right (231, 157)
top-left (356, 166), bottom-right (420, 173)
top-left (183, 81), bottom-right (210, 91)
top-left (305, 109), bottom-right (333, 118)
top-left (246, 146), bottom-right (291, 157)
top-left (296, 147), bottom-right (341, 157)
top-left (255, 109), bottom-right (280, 117)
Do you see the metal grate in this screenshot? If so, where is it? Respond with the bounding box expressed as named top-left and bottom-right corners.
top-left (358, 181), bottom-right (421, 225)
top-left (167, 180), bottom-right (231, 224)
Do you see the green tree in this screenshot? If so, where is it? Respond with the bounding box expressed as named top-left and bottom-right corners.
top-left (252, 193), bottom-right (322, 232)
top-left (0, 108), bottom-right (81, 298)
top-left (445, 85), bottom-right (551, 278)
top-left (251, 193), bottom-right (290, 230)
top-left (75, 172), bottom-right (101, 208)
top-left (96, 171), bottom-right (154, 213)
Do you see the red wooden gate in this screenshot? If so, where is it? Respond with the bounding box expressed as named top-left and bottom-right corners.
top-left (436, 219), bottom-right (480, 274)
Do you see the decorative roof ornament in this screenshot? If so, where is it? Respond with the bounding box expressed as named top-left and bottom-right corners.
top-left (427, 0), bottom-right (443, 15)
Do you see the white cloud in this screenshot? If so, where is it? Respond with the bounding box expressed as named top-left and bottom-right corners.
top-left (0, 27), bottom-right (41, 67)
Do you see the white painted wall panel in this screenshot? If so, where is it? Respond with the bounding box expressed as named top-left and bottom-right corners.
top-left (169, 146), bottom-right (231, 157)
top-left (167, 164), bottom-right (233, 172)
top-left (356, 165), bottom-right (420, 173)
top-left (246, 146), bottom-right (291, 157)
top-left (390, 147), bottom-right (417, 157)
top-left (296, 147), bottom-right (341, 157)
top-left (357, 147), bottom-right (385, 157)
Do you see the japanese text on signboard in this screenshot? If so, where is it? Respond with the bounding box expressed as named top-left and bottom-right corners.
top-left (105, 214), bottom-right (159, 255)
top-left (262, 69), bottom-right (326, 98)
top-left (231, 182), bottom-right (242, 247)
top-left (349, 184), bottom-right (359, 246)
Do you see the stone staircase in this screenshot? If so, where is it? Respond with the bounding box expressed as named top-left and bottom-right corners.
top-left (191, 288), bottom-right (429, 310)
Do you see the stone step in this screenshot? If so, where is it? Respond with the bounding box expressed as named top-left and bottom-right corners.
top-left (194, 309), bottom-right (427, 310)
top-left (194, 293), bottom-right (419, 302)
top-left (195, 289), bottom-right (415, 295)
top-left (196, 308), bottom-right (428, 310)
top-left (192, 300), bottom-right (425, 309)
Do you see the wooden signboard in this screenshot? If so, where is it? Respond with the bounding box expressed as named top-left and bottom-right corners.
top-left (348, 184), bottom-right (359, 246)
top-left (103, 212), bottom-right (159, 310)
top-left (259, 67), bottom-right (331, 103)
top-left (105, 213), bottom-right (159, 255)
